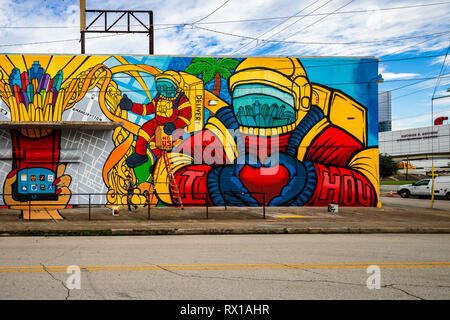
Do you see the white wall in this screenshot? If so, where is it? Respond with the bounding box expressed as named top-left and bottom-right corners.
top-left (379, 124), bottom-right (450, 157)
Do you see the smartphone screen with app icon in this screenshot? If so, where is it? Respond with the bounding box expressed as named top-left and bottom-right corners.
top-left (16, 167), bottom-right (57, 201)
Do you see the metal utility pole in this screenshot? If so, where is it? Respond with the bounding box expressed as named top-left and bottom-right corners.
top-left (80, 0), bottom-right (86, 54)
top-left (79, 0), bottom-right (154, 54)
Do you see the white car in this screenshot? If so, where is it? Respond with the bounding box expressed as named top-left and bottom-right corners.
top-left (397, 176), bottom-right (450, 200)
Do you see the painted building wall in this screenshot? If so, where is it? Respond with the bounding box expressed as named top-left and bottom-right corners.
top-left (379, 124), bottom-right (450, 157)
top-left (0, 54), bottom-right (380, 212)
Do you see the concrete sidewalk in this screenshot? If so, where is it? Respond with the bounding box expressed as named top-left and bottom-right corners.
top-left (1, 197), bottom-right (449, 236)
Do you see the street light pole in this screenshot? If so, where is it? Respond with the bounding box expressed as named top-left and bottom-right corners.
top-left (406, 155), bottom-right (409, 181)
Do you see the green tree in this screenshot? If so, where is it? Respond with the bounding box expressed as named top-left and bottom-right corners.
top-left (379, 154), bottom-right (398, 178)
top-left (185, 57), bottom-right (239, 96)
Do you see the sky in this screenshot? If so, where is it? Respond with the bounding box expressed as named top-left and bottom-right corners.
top-left (0, 0), bottom-right (449, 131)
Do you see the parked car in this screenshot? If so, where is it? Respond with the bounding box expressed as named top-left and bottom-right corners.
top-left (397, 176), bottom-right (450, 199)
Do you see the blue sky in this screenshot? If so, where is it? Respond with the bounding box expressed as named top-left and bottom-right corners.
top-left (0, 0), bottom-right (449, 131)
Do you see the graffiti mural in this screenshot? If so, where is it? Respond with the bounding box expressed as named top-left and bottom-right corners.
top-left (0, 55), bottom-right (109, 216)
top-left (0, 54), bottom-right (380, 212)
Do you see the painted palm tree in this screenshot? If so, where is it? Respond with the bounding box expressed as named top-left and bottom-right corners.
top-left (185, 57), bottom-right (239, 96)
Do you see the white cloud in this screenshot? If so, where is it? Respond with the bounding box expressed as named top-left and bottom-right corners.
top-left (392, 107), bottom-right (450, 130)
top-left (240, 0), bottom-right (450, 57)
top-left (0, 0), bottom-right (448, 56)
top-left (378, 65), bottom-right (420, 81)
top-left (433, 94), bottom-right (450, 107)
top-left (429, 55), bottom-right (449, 66)
top-left (382, 72), bottom-right (420, 80)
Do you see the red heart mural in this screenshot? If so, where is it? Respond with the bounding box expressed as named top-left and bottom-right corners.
top-left (239, 164), bottom-right (290, 205)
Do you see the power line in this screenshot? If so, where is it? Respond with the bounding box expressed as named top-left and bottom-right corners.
top-left (231, 0), bottom-right (322, 54)
top-left (388, 74), bottom-right (449, 93)
top-left (322, 75), bottom-right (450, 86)
top-left (242, 0), bottom-right (356, 55)
top-left (234, 0), bottom-right (334, 54)
top-left (195, 1), bottom-right (450, 25)
top-left (195, 26), bottom-right (450, 46)
top-left (381, 33), bottom-right (448, 57)
top-left (191, 0), bottom-right (231, 25)
top-left (432, 43), bottom-right (450, 99)
top-left (0, 33), bottom-right (126, 48)
top-left (0, 47), bottom-right (448, 97)
top-left (313, 16), bottom-right (448, 57)
top-left (316, 13), bottom-right (445, 94)
top-left (1, 1), bottom-right (449, 29)
top-left (0, 3), bottom-right (447, 59)
top-left (430, 42), bottom-right (450, 180)
top-left (264, 0), bottom-right (355, 49)
top-left (0, 26), bottom-right (176, 48)
top-left (392, 77), bottom-right (450, 100)
top-left (260, 0), bottom-right (336, 39)
top-left (235, 0), bottom-right (358, 54)
top-left (391, 109), bottom-right (450, 122)
top-left (304, 53), bottom-right (447, 68)
top-left (429, 43), bottom-right (449, 201)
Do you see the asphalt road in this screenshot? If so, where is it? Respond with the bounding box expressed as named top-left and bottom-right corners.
top-left (381, 196), bottom-right (450, 211)
top-left (0, 234), bottom-right (449, 300)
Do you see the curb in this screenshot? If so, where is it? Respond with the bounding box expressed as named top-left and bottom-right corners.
top-left (1, 227), bottom-right (450, 236)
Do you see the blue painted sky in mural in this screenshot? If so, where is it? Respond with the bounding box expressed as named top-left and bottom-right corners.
top-left (302, 57), bottom-right (379, 146)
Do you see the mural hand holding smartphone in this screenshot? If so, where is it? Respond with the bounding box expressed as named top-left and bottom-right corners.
top-left (3, 163), bottom-right (72, 212)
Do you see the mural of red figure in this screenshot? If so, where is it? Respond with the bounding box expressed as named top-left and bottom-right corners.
top-left (153, 58), bottom-right (379, 207)
top-left (119, 71), bottom-right (192, 168)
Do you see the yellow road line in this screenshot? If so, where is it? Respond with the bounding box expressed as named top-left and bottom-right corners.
top-left (0, 262), bottom-right (449, 273)
top-left (2, 261), bottom-right (450, 269)
top-left (274, 215), bottom-right (307, 218)
top-left (1, 262), bottom-right (450, 269)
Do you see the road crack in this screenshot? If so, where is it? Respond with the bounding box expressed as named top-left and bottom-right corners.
top-left (281, 263), bottom-right (325, 276)
top-left (153, 263), bottom-right (441, 299)
top-left (40, 263), bottom-right (71, 300)
top-left (153, 264), bottom-right (366, 287)
top-left (383, 284), bottom-right (426, 300)
top-left (154, 264), bottom-right (240, 282)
